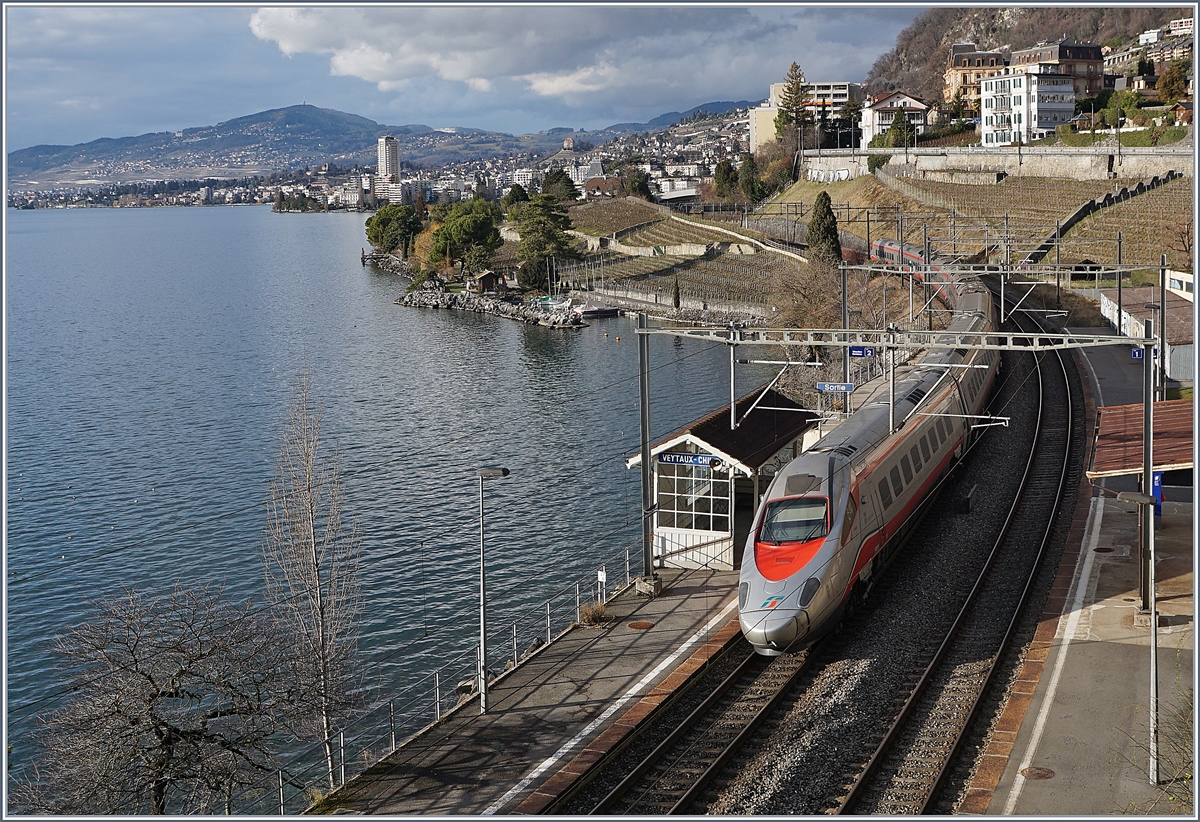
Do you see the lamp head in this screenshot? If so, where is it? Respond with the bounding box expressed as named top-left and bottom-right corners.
top-left (477, 466), bottom-right (510, 479)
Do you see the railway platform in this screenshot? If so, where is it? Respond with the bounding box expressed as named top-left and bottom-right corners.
top-left (322, 567), bottom-right (741, 815)
top-left (964, 328), bottom-right (1195, 815)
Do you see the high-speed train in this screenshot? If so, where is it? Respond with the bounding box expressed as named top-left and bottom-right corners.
top-left (738, 240), bottom-right (1000, 655)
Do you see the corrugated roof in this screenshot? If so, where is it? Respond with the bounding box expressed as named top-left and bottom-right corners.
top-left (1100, 287), bottom-right (1193, 345)
top-left (630, 388), bottom-right (817, 473)
top-left (1087, 398), bottom-right (1194, 479)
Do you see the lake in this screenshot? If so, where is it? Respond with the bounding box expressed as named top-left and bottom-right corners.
top-left (5, 205), bottom-right (770, 765)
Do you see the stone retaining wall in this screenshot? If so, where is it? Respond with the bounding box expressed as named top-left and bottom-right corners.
top-left (801, 145), bottom-right (1191, 181)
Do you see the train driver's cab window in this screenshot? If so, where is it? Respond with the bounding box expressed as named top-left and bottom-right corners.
top-left (758, 497), bottom-right (828, 544)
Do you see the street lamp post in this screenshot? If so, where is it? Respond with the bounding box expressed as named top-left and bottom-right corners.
top-left (476, 465), bottom-right (510, 714)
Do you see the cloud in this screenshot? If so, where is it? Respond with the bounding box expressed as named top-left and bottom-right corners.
top-left (249, 6), bottom-right (919, 119)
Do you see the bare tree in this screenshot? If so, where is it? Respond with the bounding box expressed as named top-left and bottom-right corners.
top-left (262, 374), bottom-right (363, 789)
top-left (11, 585), bottom-right (284, 814)
top-left (1169, 217), bottom-right (1193, 272)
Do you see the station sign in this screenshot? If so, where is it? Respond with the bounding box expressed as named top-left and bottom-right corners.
top-left (658, 452), bottom-right (723, 468)
top-left (849, 346), bottom-right (876, 358)
top-left (817, 382), bottom-right (855, 393)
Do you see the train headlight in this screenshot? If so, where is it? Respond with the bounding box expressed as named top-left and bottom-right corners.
top-left (739, 582), bottom-right (749, 610)
top-left (798, 577), bottom-right (821, 608)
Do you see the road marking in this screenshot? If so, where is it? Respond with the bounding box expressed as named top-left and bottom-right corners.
top-left (483, 597), bottom-right (738, 814)
top-left (1001, 495), bottom-right (1104, 814)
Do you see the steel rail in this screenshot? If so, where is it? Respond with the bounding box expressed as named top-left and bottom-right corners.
top-left (589, 648), bottom-right (764, 814)
top-left (835, 287), bottom-right (1074, 814)
top-left (667, 648), bottom-right (819, 814)
top-left (917, 312), bottom-right (1075, 813)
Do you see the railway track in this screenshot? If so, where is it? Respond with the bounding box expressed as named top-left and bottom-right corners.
top-left (549, 287), bottom-right (1082, 817)
top-left (585, 644), bottom-right (812, 815)
top-left (834, 303), bottom-right (1077, 814)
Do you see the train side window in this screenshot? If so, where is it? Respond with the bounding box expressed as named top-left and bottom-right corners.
top-left (879, 479), bottom-right (892, 508)
top-left (920, 436), bottom-right (931, 462)
top-left (910, 445), bottom-right (922, 473)
top-left (935, 418), bottom-right (946, 441)
top-left (890, 466), bottom-right (903, 498)
top-left (900, 455), bottom-right (913, 484)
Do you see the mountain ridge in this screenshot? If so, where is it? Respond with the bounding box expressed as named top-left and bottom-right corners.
top-left (8, 100), bottom-right (755, 186)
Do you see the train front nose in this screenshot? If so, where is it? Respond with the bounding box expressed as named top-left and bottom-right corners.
top-left (740, 610), bottom-right (809, 656)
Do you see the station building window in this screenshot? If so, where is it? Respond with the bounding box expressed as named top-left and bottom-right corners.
top-left (656, 462), bottom-right (731, 532)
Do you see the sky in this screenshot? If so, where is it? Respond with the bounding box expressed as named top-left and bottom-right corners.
top-left (4, 3), bottom-right (923, 151)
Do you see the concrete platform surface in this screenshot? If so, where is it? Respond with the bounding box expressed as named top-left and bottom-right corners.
top-left (979, 497), bottom-right (1193, 815)
top-left (322, 567), bottom-right (738, 815)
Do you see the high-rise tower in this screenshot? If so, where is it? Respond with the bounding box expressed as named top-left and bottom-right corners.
top-left (377, 136), bottom-right (400, 181)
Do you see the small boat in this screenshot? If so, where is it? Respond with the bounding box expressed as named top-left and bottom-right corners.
top-left (572, 301), bottom-right (620, 319)
top-left (533, 295), bottom-right (572, 312)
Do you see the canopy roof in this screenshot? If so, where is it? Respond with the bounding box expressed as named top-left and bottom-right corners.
top-left (627, 388), bottom-right (817, 477)
top-left (1087, 398), bottom-right (1193, 479)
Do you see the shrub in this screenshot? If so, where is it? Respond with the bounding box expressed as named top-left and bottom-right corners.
top-left (578, 600), bottom-right (609, 626)
top-left (867, 154), bottom-right (890, 173)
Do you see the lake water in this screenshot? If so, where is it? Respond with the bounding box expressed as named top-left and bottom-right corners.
top-left (5, 205), bottom-right (770, 763)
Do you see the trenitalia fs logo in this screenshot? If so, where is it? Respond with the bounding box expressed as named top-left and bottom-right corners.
top-left (761, 595), bottom-right (784, 609)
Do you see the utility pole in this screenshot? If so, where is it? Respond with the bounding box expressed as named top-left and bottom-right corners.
top-left (1117, 231), bottom-right (1124, 333)
top-left (636, 314), bottom-right (659, 596)
top-left (1159, 253), bottom-right (1167, 401)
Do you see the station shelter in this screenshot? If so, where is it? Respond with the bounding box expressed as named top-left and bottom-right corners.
top-left (1086, 398), bottom-right (1194, 500)
top-left (627, 388), bottom-right (818, 571)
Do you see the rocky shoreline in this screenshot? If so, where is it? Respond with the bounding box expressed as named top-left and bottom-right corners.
top-left (396, 290), bottom-right (584, 327)
top-left (367, 249), bottom-right (763, 329)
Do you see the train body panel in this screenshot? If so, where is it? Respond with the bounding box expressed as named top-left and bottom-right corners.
top-left (738, 243), bottom-right (999, 655)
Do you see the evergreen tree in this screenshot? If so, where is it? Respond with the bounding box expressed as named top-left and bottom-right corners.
top-left (515, 194), bottom-right (581, 289)
top-left (807, 190), bottom-right (841, 268)
top-left (540, 168), bottom-right (579, 202)
top-left (738, 154), bottom-right (762, 202)
top-left (776, 62), bottom-right (809, 140)
top-left (500, 183), bottom-right (529, 214)
top-left (713, 159), bottom-right (736, 198)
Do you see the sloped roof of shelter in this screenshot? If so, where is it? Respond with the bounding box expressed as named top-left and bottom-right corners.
top-left (627, 387), bottom-right (817, 475)
top-left (1087, 398), bottom-right (1193, 479)
top-left (1099, 287), bottom-right (1193, 345)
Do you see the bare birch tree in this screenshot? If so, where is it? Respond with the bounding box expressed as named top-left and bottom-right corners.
top-left (262, 374), bottom-right (363, 789)
top-left (11, 585), bottom-right (284, 814)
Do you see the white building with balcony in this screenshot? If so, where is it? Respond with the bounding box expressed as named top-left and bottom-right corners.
top-left (859, 91), bottom-right (928, 144)
top-left (981, 64), bottom-right (1075, 145)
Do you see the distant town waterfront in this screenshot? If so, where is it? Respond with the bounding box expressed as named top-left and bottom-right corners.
top-left (5, 205), bottom-right (772, 767)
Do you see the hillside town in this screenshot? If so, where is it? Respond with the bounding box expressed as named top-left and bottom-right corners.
top-left (8, 13), bottom-right (1192, 213)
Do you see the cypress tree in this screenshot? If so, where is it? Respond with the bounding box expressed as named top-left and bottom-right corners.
top-left (807, 190), bottom-right (841, 268)
top-left (738, 154), bottom-right (762, 202)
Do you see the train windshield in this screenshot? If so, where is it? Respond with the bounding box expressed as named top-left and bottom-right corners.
top-left (758, 497), bottom-right (828, 544)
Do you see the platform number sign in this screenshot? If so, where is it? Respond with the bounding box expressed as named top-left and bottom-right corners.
top-left (849, 346), bottom-right (876, 358)
top-left (1131, 347), bottom-right (1145, 360)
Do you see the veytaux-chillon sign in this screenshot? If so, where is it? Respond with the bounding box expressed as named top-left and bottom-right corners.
top-left (658, 452), bottom-right (723, 468)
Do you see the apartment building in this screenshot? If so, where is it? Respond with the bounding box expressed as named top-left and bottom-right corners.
top-left (981, 64), bottom-right (1075, 145)
top-left (1009, 37), bottom-right (1104, 97)
top-left (377, 136), bottom-right (400, 182)
top-left (748, 72), bottom-right (861, 153)
top-left (944, 43), bottom-right (1008, 112)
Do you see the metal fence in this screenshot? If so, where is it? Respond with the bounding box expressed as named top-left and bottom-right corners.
top-left (212, 537), bottom-right (642, 814)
